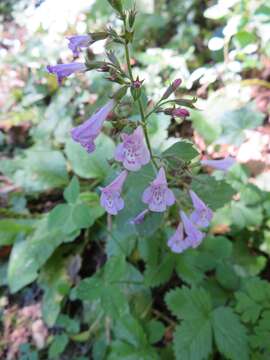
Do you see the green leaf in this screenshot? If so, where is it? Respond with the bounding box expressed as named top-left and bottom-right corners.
top-left (114, 316), bottom-right (147, 348)
top-left (72, 203), bottom-right (96, 228)
top-left (48, 334), bottom-right (69, 359)
top-left (48, 193), bottom-right (104, 233)
top-left (230, 202), bottom-right (263, 228)
top-left (7, 218), bottom-right (77, 292)
top-left (48, 204), bottom-right (75, 233)
top-left (104, 255), bottom-right (127, 283)
top-left (235, 278), bottom-right (270, 323)
top-left (72, 257), bottom-right (130, 319)
top-left (191, 175), bottom-right (235, 210)
top-left (108, 340), bottom-right (158, 360)
top-left (165, 287), bottom-right (212, 321)
top-left (190, 108), bottom-right (221, 144)
top-left (175, 251), bottom-right (205, 285)
top-left (218, 104), bottom-right (264, 146)
top-left (250, 311), bottom-right (270, 352)
top-left (162, 140), bottom-right (199, 164)
top-left (211, 307), bottom-right (249, 360)
top-left (145, 320), bottom-right (165, 344)
top-left (0, 219), bottom-right (34, 246)
top-left (0, 147), bottom-right (68, 193)
top-left (216, 262), bottom-right (240, 291)
top-left (144, 253), bottom-right (174, 287)
top-left (39, 250), bottom-right (71, 327)
top-left (65, 134), bottom-right (115, 180)
top-left (173, 318), bottom-right (212, 360)
top-left (56, 314), bottom-right (80, 334)
top-left (235, 31), bottom-right (257, 47)
top-left (64, 176), bottom-right (80, 203)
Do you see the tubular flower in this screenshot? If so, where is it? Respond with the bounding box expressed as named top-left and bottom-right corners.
top-left (142, 167), bottom-right (175, 212)
top-left (167, 223), bottom-right (190, 253)
top-left (180, 211), bottom-right (205, 248)
top-left (100, 170), bottom-right (128, 215)
top-left (67, 35), bottom-right (93, 57)
top-left (130, 209), bottom-right (149, 225)
top-left (189, 190), bottom-right (213, 227)
top-left (46, 62), bottom-right (86, 84)
top-left (201, 157), bottom-right (235, 172)
top-left (71, 100), bottom-right (114, 153)
top-left (115, 126), bottom-right (150, 171)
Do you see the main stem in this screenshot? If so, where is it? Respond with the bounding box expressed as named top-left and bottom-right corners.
top-left (123, 23), bottom-right (158, 170)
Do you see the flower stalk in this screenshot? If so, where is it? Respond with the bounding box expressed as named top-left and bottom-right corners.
top-left (123, 18), bottom-right (158, 170)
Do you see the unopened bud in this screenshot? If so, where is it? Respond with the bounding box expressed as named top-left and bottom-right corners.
top-left (161, 78), bottom-right (182, 101)
top-left (172, 107), bottom-right (190, 119)
top-left (90, 32), bottom-right (108, 42)
top-left (107, 0), bottom-right (123, 15)
top-left (128, 8), bottom-right (137, 29)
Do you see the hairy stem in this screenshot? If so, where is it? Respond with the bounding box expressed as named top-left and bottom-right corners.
top-left (123, 20), bottom-right (158, 170)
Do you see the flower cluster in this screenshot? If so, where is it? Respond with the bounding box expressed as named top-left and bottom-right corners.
top-left (167, 191), bottom-right (212, 253)
top-left (46, 2), bottom-right (236, 255)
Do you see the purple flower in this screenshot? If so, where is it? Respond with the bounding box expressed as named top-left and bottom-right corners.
top-left (100, 170), bottom-right (128, 215)
top-left (201, 157), bottom-right (235, 172)
top-left (71, 100), bottom-right (114, 153)
top-left (167, 223), bottom-right (190, 253)
top-left (130, 209), bottom-right (149, 225)
top-left (180, 211), bottom-right (205, 248)
top-left (161, 78), bottom-right (182, 100)
top-left (142, 167), bottom-right (175, 212)
top-left (47, 62), bottom-right (86, 84)
top-left (172, 108), bottom-right (190, 119)
top-left (189, 190), bottom-right (213, 227)
top-left (172, 78), bottom-right (182, 89)
top-left (67, 35), bottom-right (93, 57)
top-left (115, 126), bottom-right (150, 171)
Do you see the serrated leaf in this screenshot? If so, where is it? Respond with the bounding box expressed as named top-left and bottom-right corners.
top-left (211, 307), bottom-right (249, 360)
top-left (71, 257), bottom-right (130, 319)
top-left (108, 340), bottom-right (159, 360)
top-left (235, 278), bottom-right (270, 323)
top-left (64, 176), bottom-right (80, 203)
top-left (144, 253), bottom-right (174, 287)
top-left (192, 175), bottom-right (235, 210)
top-left (165, 287), bottom-right (212, 321)
top-left (250, 311), bottom-right (270, 352)
top-left (114, 316), bottom-right (147, 347)
top-left (104, 255), bottom-right (127, 283)
top-left (173, 318), bottom-right (212, 360)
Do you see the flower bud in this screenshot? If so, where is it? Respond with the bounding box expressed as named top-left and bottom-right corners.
top-left (128, 8), bottom-right (137, 29)
top-left (112, 86), bottom-right (128, 101)
top-left (161, 78), bottom-right (182, 101)
top-left (90, 32), bottom-right (109, 42)
top-left (107, 0), bottom-right (123, 15)
top-left (172, 107), bottom-right (190, 119)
